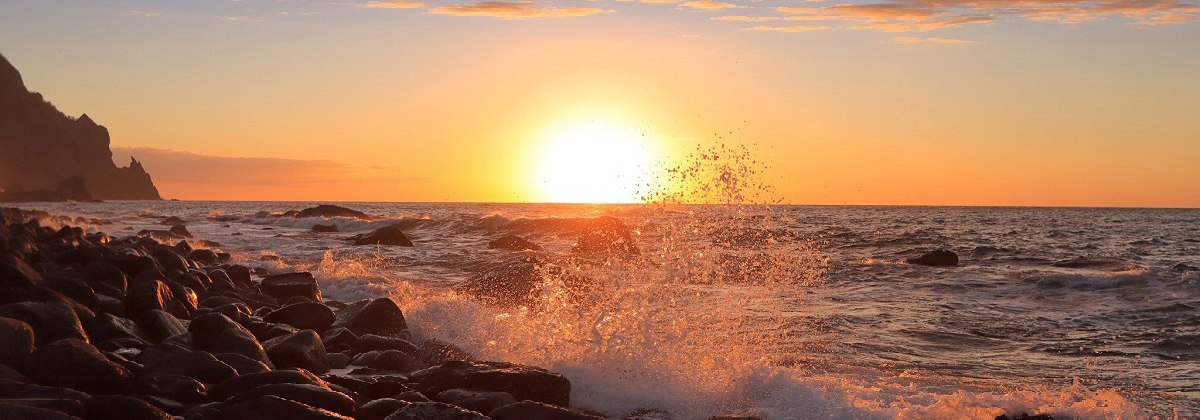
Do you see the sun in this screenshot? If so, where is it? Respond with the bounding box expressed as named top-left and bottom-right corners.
top-left (533, 120), bottom-right (657, 203)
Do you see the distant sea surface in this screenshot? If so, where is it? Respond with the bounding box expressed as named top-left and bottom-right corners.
top-left (18, 201), bottom-right (1200, 419)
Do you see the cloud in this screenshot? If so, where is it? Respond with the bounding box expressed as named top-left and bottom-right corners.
top-left (744, 25), bottom-right (834, 31)
top-left (219, 15), bottom-right (262, 22)
top-left (711, 15), bottom-right (782, 20)
top-left (772, 0), bottom-right (1197, 31)
top-left (680, 0), bottom-right (739, 10)
top-left (892, 36), bottom-right (974, 43)
top-left (429, 1), bottom-right (611, 19)
top-left (362, 1), bottom-right (425, 8)
top-left (125, 11), bottom-right (163, 17)
top-left (111, 147), bottom-right (429, 200)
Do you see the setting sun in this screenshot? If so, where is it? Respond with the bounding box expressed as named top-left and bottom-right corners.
top-left (532, 120), bottom-right (657, 204)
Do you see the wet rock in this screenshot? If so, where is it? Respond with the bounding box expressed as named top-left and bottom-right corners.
top-left (1170, 262), bottom-right (1198, 272)
top-left (84, 261), bottom-right (127, 292)
top-left (0, 401), bottom-right (82, 420)
top-left (411, 360), bottom-right (571, 407)
top-left (149, 248), bottom-right (187, 273)
top-left (355, 378), bottom-right (413, 400)
top-left (367, 350), bottom-right (425, 372)
top-left (350, 226), bottom-right (413, 247)
top-left (488, 234), bottom-right (542, 251)
top-left (356, 335), bottom-right (419, 354)
top-left (0, 317), bottom-right (35, 366)
top-left (327, 352), bottom-right (350, 369)
top-left (0, 254), bottom-right (42, 289)
top-left (212, 328), bottom-right (272, 367)
top-left (708, 416), bottom-right (766, 420)
top-left (572, 216), bottom-right (637, 254)
top-left (169, 225), bottom-right (192, 238)
top-left (0, 301), bottom-right (88, 345)
top-left (85, 395), bottom-right (172, 420)
top-left (134, 309), bottom-right (186, 343)
top-left (0, 378), bottom-right (90, 400)
top-left (0, 397), bottom-right (86, 417)
top-left (437, 388), bottom-right (516, 414)
top-left (355, 398), bottom-right (407, 420)
top-left (219, 394), bottom-right (353, 420)
top-left (24, 338), bottom-right (132, 394)
top-left (227, 265), bottom-right (253, 288)
top-left (384, 402), bottom-right (489, 420)
top-left (264, 302), bottom-right (335, 331)
top-left (188, 249), bottom-right (219, 265)
top-left (906, 250), bottom-right (959, 267)
top-left (216, 352), bottom-right (272, 375)
top-left (259, 272), bottom-right (322, 302)
top-left (456, 257), bottom-right (586, 306)
top-left (417, 339), bottom-right (475, 364)
top-left (296, 205), bottom-right (369, 220)
top-left (125, 280), bottom-right (188, 318)
top-left (331, 298), bottom-right (407, 337)
top-left (312, 225), bottom-right (339, 233)
top-left (264, 330), bottom-right (330, 374)
top-left (188, 312), bottom-right (247, 349)
top-left (84, 313), bottom-right (144, 342)
top-left (136, 374), bottom-right (207, 404)
top-left (0, 362), bottom-right (30, 382)
top-left (28, 286), bottom-right (95, 322)
top-left (490, 401), bottom-right (605, 420)
top-left (211, 368), bottom-right (325, 395)
top-left (140, 350), bottom-right (238, 384)
top-left (226, 383), bottom-right (356, 415)
top-left (161, 216), bottom-right (185, 225)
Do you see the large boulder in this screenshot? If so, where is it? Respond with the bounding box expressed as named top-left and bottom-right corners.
top-left (331, 298), bottom-right (407, 337)
top-left (225, 383), bottom-right (356, 416)
top-left (134, 309), bottom-right (186, 343)
top-left (84, 313), bottom-right (144, 342)
top-left (23, 339), bottom-right (132, 394)
top-left (0, 317), bottom-right (35, 366)
top-left (411, 361), bottom-right (571, 407)
top-left (188, 312), bottom-right (248, 349)
top-left (0, 401), bottom-right (81, 420)
top-left (212, 328), bottom-right (273, 367)
top-left (259, 272), bottom-right (322, 302)
top-left (906, 250), bottom-right (959, 267)
top-left (384, 402), bottom-right (489, 420)
top-left (208, 369), bottom-right (328, 400)
top-left (436, 388), bottom-right (516, 414)
top-left (572, 216), bottom-right (637, 254)
top-left (217, 395), bottom-right (353, 420)
top-left (125, 280), bottom-right (188, 317)
top-left (296, 205), bottom-right (369, 220)
top-left (85, 395), bottom-right (173, 420)
top-left (489, 401), bottom-right (605, 420)
top-left (456, 257), bottom-right (587, 307)
top-left (140, 350), bottom-right (238, 384)
top-left (264, 330), bottom-right (329, 374)
top-left (0, 301), bottom-right (88, 345)
top-left (264, 302), bottom-right (336, 331)
top-left (0, 254), bottom-right (42, 289)
top-left (350, 226), bottom-right (414, 247)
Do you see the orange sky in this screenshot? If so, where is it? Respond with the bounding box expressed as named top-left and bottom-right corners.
top-left (2, 1), bottom-right (1198, 206)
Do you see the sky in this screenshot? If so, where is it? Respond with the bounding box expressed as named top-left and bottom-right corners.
top-left (0, 0), bottom-right (1197, 206)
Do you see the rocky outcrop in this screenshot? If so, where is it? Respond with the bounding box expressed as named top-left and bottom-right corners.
top-left (906, 250), bottom-right (959, 267)
top-left (0, 53), bottom-right (161, 201)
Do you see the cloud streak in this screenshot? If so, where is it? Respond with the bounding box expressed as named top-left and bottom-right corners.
top-left (429, 1), bottom-right (611, 19)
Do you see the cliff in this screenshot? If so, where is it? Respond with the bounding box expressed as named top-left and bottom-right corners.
top-left (0, 53), bottom-right (161, 201)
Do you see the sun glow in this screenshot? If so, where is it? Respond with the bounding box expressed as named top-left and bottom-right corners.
top-left (533, 120), bottom-right (657, 203)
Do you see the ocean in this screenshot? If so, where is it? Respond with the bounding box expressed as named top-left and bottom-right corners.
top-left (16, 201), bottom-right (1200, 419)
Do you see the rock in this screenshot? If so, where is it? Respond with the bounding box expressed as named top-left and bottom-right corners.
top-left (296, 205), bottom-right (370, 220)
top-left (411, 361), bottom-right (570, 407)
top-left (264, 302), bottom-right (335, 331)
top-left (384, 402), bottom-right (489, 420)
top-left (572, 216), bottom-right (637, 254)
top-left (0, 397), bottom-right (86, 417)
top-left (456, 257), bottom-right (586, 306)
top-left (39, 276), bottom-right (98, 310)
top-left (141, 350), bottom-right (237, 384)
top-left (215, 353), bottom-right (272, 375)
top-left (134, 310), bottom-right (186, 343)
top-left (436, 388), bottom-right (516, 414)
top-left (85, 395), bottom-right (172, 420)
top-left (226, 383), bottom-right (356, 415)
top-left (490, 401), bottom-right (605, 420)
top-left (0, 317), bottom-right (35, 366)
top-left (0, 302), bottom-right (88, 345)
top-left (0, 401), bottom-right (82, 420)
top-left (23, 338), bottom-right (132, 394)
top-left (355, 398), bottom-right (407, 420)
top-left (312, 225), bottom-right (339, 233)
top-left (149, 248), bottom-right (187, 273)
top-left (83, 313), bottom-right (144, 342)
top-left (219, 395), bottom-right (353, 420)
top-left (488, 234), bottom-right (542, 251)
top-left (135, 374), bottom-right (207, 404)
top-left (189, 312), bottom-right (247, 349)
top-left (0, 378), bottom-right (90, 400)
top-left (227, 265), bottom-right (253, 287)
top-left (350, 226), bottom-right (414, 247)
top-left (259, 272), bottom-right (322, 302)
top-left (1170, 262), bottom-right (1198, 272)
top-left (708, 416), bottom-right (766, 420)
top-left (906, 250), bottom-right (959, 267)
top-left (332, 298), bottom-right (407, 337)
top-left (125, 280), bottom-right (188, 318)
top-left (212, 328), bottom-right (272, 367)
top-left (0, 362), bottom-right (30, 382)
top-left (356, 379), bottom-right (414, 400)
top-left (264, 330), bottom-right (330, 374)
top-left (209, 369), bottom-right (328, 400)
top-left (995, 415), bottom-right (1056, 420)
top-left (356, 335), bottom-right (419, 354)
top-left (367, 350), bottom-right (425, 372)
top-left (0, 254), bottom-right (42, 289)
top-left (327, 352), bottom-right (349, 369)
top-left (161, 216), bottom-right (185, 225)
top-left (188, 249), bottom-right (219, 265)
top-left (169, 224), bottom-right (192, 238)
top-left (416, 339), bottom-right (475, 364)
top-left (84, 262), bottom-right (127, 292)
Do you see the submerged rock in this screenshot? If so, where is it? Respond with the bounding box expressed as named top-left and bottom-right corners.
top-left (488, 234), bottom-right (542, 251)
top-left (350, 226), bottom-right (413, 247)
top-left (296, 205), bottom-right (370, 220)
top-left (906, 250), bottom-right (959, 267)
top-left (572, 216), bottom-right (638, 254)
top-left (312, 224), bottom-right (339, 233)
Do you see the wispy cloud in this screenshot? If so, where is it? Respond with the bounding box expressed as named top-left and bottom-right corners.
top-left (744, 25), bottom-right (833, 32)
top-left (680, 0), bottom-right (739, 10)
top-left (362, 0), bottom-right (425, 9)
top-left (125, 11), bottom-right (163, 17)
top-left (429, 1), bottom-right (611, 19)
top-left (892, 36), bottom-right (974, 43)
top-left (711, 15), bottom-right (781, 21)
top-left (219, 15), bottom-right (262, 22)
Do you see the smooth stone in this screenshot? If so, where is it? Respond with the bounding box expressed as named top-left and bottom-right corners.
top-left (125, 280), bottom-right (187, 318)
top-left (354, 398), bottom-right (408, 420)
top-left (134, 310), bottom-right (186, 343)
top-left (0, 378), bottom-right (90, 400)
top-left (140, 351), bottom-right (237, 384)
top-left (0, 302), bottom-right (88, 345)
top-left (264, 330), bottom-right (329, 374)
top-left (488, 234), bottom-right (542, 251)
top-left (212, 328), bottom-right (273, 367)
top-left (0, 401), bottom-right (81, 420)
top-left (259, 272), bottom-right (322, 302)
top-left (208, 369), bottom-right (328, 400)
top-left (0, 317), bottom-right (35, 366)
top-left (226, 383), bottom-right (356, 415)
top-left (490, 401), bottom-right (606, 420)
top-left (410, 360), bottom-right (570, 407)
top-left (436, 388), bottom-right (516, 415)
top-left (84, 395), bottom-right (172, 420)
top-left (219, 395), bottom-right (352, 420)
top-left (215, 353), bottom-right (273, 375)
top-left (23, 339), bottom-right (132, 394)
top-left (263, 302), bottom-right (335, 331)
top-left (383, 402), bottom-right (488, 420)
top-left (0, 397), bottom-right (86, 417)
top-left (188, 312), bottom-right (247, 349)
top-left (296, 205), bottom-right (369, 220)
top-left (331, 298), bottom-right (407, 337)
top-left (84, 262), bottom-right (127, 292)
top-left (350, 226), bottom-right (413, 247)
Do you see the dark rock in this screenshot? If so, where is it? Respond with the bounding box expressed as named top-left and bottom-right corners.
top-left (219, 394), bottom-right (353, 420)
top-left (0, 401), bottom-right (82, 420)
top-left (709, 416), bottom-right (766, 420)
top-left (327, 352), bottom-right (349, 369)
top-left (332, 298), bottom-right (407, 337)
top-left (227, 265), bottom-right (253, 288)
top-left (227, 383), bottom-right (356, 415)
top-left (296, 205), bottom-right (369, 220)
top-left (0, 254), bottom-right (42, 289)
top-left (135, 374), bottom-right (207, 404)
top-left (906, 250), bottom-right (959, 267)
top-left (355, 379), bottom-right (413, 400)
top-left (208, 369), bottom-right (328, 400)
top-left (488, 234), bottom-right (542, 251)
top-left (169, 225), bottom-right (192, 238)
top-left (411, 361), bottom-right (570, 407)
top-left (264, 330), bottom-right (329, 374)
top-left (23, 339), bottom-right (132, 394)
top-left (368, 350), bottom-right (425, 372)
top-left (134, 309), bottom-right (185, 343)
top-left (260, 272), bottom-right (322, 302)
top-left (384, 402), bottom-right (489, 420)
top-left (356, 335), bottom-right (418, 354)
top-left (436, 388), bottom-right (515, 414)
top-left (1170, 263), bottom-right (1197, 272)
top-left (149, 248), bottom-right (187, 273)
top-left (125, 280), bottom-right (187, 318)
top-left (188, 312), bottom-right (247, 349)
top-left (312, 225), bottom-right (339, 233)
top-left (321, 327), bottom-right (358, 352)
top-left (0, 301), bottom-right (88, 345)
top-left (490, 401), bottom-right (605, 420)
top-left (38, 276), bottom-right (97, 310)
top-left (0, 378), bottom-right (90, 400)
top-left (85, 395), bottom-right (172, 420)
top-left (212, 328), bottom-right (272, 367)
top-left (84, 313), bottom-right (144, 342)
top-left (27, 286), bottom-right (95, 322)
top-left (0, 397), bottom-right (86, 417)
top-left (84, 262), bottom-right (127, 292)
top-left (350, 226), bottom-right (413, 247)
top-left (456, 257), bottom-right (586, 307)
top-left (216, 352), bottom-right (272, 375)
top-left (141, 350), bottom-right (237, 384)
top-left (417, 339), bottom-right (475, 364)
top-left (572, 216), bottom-right (637, 254)
top-left (396, 391), bottom-right (432, 403)
top-left (0, 317), bottom-right (35, 366)
top-left (0, 362), bottom-right (30, 382)
top-left (188, 249), bottom-right (219, 265)
top-left (355, 398), bottom-right (407, 420)
top-left (264, 302), bottom-right (335, 331)
top-left (161, 216), bottom-right (185, 225)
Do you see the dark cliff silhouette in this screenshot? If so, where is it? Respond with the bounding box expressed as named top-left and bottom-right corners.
top-left (0, 53), bottom-right (161, 201)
